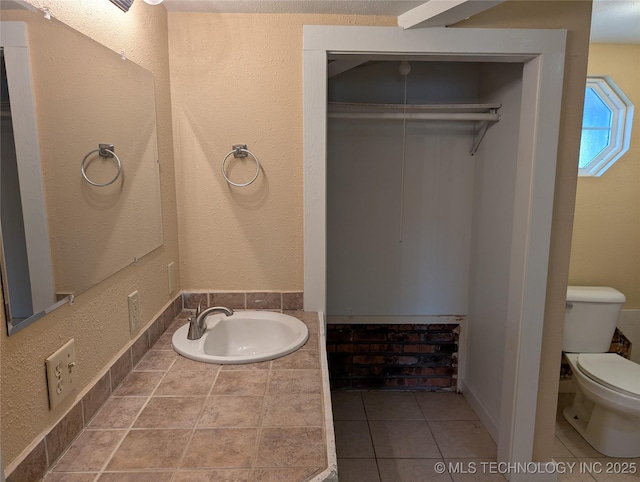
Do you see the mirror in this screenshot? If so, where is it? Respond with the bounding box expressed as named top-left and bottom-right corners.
top-left (0, 4), bottom-right (163, 335)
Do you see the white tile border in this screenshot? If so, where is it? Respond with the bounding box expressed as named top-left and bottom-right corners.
top-left (309, 312), bottom-right (338, 482)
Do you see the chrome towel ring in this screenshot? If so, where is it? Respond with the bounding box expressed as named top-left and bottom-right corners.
top-left (221, 144), bottom-right (260, 187)
top-left (81, 143), bottom-right (122, 187)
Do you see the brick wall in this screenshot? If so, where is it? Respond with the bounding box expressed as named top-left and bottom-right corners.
top-left (327, 324), bottom-right (459, 390)
top-left (560, 327), bottom-right (632, 380)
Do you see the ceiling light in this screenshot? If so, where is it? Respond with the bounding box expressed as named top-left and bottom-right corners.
top-left (143, 0), bottom-right (164, 4)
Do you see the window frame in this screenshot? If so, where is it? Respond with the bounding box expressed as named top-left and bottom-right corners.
top-left (580, 75), bottom-right (634, 177)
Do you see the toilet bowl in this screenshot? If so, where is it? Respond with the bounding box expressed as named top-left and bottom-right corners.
top-left (563, 353), bottom-right (640, 457)
top-left (562, 286), bottom-right (640, 458)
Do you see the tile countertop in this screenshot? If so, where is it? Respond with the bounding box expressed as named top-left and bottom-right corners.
top-left (44, 310), bottom-right (337, 482)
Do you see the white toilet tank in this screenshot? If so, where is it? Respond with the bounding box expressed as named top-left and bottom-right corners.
top-left (563, 286), bottom-right (626, 353)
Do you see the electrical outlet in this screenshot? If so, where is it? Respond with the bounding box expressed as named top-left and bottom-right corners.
top-left (45, 339), bottom-right (77, 409)
top-left (167, 261), bottom-right (176, 294)
top-left (128, 290), bottom-right (139, 332)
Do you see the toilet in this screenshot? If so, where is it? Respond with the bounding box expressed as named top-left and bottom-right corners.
top-left (562, 286), bottom-right (640, 458)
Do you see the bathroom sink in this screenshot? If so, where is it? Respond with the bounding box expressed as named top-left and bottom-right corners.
top-left (172, 311), bottom-right (309, 364)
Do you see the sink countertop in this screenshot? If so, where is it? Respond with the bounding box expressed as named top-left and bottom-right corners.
top-left (43, 310), bottom-right (334, 482)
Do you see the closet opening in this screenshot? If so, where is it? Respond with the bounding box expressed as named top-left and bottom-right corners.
top-left (303, 25), bottom-right (566, 468)
top-left (326, 59), bottom-right (522, 397)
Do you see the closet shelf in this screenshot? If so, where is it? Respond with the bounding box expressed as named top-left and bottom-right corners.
top-left (328, 102), bottom-right (501, 122)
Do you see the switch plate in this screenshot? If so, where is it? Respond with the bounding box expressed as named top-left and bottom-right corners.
top-left (45, 339), bottom-right (77, 409)
top-left (167, 262), bottom-right (176, 294)
top-left (128, 290), bottom-right (139, 332)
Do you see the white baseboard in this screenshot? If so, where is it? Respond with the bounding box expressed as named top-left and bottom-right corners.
top-left (460, 380), bottom-right (499, 443)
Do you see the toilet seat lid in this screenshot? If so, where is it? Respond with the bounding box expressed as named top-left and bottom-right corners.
top-left (577, 354), bottom-right (640, 397)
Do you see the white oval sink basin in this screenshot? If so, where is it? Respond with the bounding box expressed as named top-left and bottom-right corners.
top-left (172, 311), bottom-right (309, 364)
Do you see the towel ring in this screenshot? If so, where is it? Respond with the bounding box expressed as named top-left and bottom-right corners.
top-left (221, 145), bottom-right (260, 187)
top-left (81, 144), bottom-right (122, 187)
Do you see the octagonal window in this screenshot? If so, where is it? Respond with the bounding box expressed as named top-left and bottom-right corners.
top-left (579, 76), bottom-right (634, 177)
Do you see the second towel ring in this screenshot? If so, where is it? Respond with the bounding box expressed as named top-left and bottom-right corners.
top-left (222, 145), bottom-right (260, 187)
top-left (81, 144), bottom-right (122, 187)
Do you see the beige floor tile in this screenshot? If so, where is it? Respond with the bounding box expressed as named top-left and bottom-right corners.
top-left (165, 318), bottom-right (189, 334)
top-left (554, 458), bottom-right (597, 482)
top-left (555, 421), bottom-right (603, 458)
top-left (151, 333), bottom-right (174, 351)
top-left (261, 393), bottom-right (323, 427)
top-left (171, 356), bottom-right (221, 373)
top-left (249, 467), bottom-right (322, 482)
top-left (106, 429), bottom-right (190, 470)
top-left (173, 469), bottom-right (251, 481)
top-left (415, 392), bottom-right (478, 421)
top-left (369, 420), bottom-right (441, 458)
top-left (154, 370), bottom-right (216, 396)
top-left (429, 421), bottom-right (497, 459)
top-left (113, 372), bottom-right (163, 397)
top-left (578, 458), bottom-right (640, 482)
top-left (362, 392), bottom-right (424, 420)
top-left (98, 473), bottom-right (174, 481)
top-left (377, 459), bottom-right (452, 482)
top-left (334, 421), bottom-right (375, 459)
top-left (331, 392), bottom-right (367, 421)
top-left (222, 361), bottom-right (271, 370)
top-left (255, 427), bottom-right (325, 467)
top-left (198, 396), bottom-right (263, 427)
top-left (53, 429), bottom-right (125, 472)
top-left (211, 371), bottom-right (268, 396)
top-left (89, 397), bottom-right (146, 429)
top-left (444, 459), bottom-right (507, 481)
top-left (337, 459), bottom-right (381, 482)
top-left (268, 370), bottom-right (322, 394)
top-left (554, 436), bottom-right (576, 458)
top-left (271, 349), bottom-right (320, 369)
top-left (181, 428), bottom-right (258, 468)
top-left (134, 350), bottom-right (177, 371)
top-left (44, 474), bottom-right (98, 482)
top-left (133, 397), bottom-right (205, 429)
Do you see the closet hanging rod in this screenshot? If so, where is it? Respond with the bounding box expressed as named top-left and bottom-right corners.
top-left (328, 112), bottom-right (500, 122)
top-left (328, 102), bottom-right (501, 122)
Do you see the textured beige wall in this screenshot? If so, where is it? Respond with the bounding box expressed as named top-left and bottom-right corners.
top-left (1, 0), bottom-right (178, 469)
top-left (168, 13), bottom-right (397, 291)
top-left (456, 0), bottom-right (592, 462)
top-left (569, 44), bottom-right (640, 308)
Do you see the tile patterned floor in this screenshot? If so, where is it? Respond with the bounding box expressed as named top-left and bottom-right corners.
top-left (42, 311), bottom-right (327, 482)
top-left (333, 391), bottom-right (640, 482)
top-left (332, 391), bottom-right (504, 482)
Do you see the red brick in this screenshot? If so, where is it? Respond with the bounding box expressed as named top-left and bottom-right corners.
top-left (385, 377), bottom-right (419, 387)
top-left (370, 343), bottom-right (403, 353)
top-left (354, 331), bottom-right (388, 342)
top-left (425, 333), bottom-right (455, 342)
top-left (326, 345), bottom-right (337, 353)
top-left (419, 377), bottom-right (453, 388)
top-left (401, 366), bottom-right (436, 376)
top-left (337, 344), bottom-right (354, 353)
top-left (397, 356), bottom-right (418, 366)
top-left (353, 344), bottom-right (372, 353)
top-left (353, 355), bottom-right (385, 365)
top-left (403, 344), bottom-right (436, 354)
top-left (435, 366), bottom-right (455, 376)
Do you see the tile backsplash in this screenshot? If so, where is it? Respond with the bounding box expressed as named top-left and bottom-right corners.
top-left (182, 291), bottom-right (304, 311)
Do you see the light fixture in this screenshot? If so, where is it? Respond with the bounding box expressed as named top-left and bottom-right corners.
top-left (143, 0), bottom-right (164, 4)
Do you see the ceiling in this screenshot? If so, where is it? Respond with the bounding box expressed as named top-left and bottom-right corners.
top-left (163, 0), bottom-right (640, 44)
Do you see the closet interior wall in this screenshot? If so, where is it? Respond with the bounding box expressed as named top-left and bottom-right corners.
top-left (326, 60), bottom-right (524, 438)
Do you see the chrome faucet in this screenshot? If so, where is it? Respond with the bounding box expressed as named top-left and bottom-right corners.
top-left (187, 302), bottom-right (234, 340)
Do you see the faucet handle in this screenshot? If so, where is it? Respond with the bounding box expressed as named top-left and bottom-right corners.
top-left (195, 301), bottom-right (202, 318)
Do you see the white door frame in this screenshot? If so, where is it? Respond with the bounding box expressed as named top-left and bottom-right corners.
top-left (303, 25), bottom-right (566, 472)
